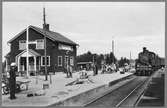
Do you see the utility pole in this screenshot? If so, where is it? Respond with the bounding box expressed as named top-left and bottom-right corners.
top-left (130, 51), bottom-right (131, 68)
top-left (43, 7), bottom-right (48, 81)
top-left (112, 40), bottom-right (114, 64)
top-left (26, 27), bottom-right (29, 78)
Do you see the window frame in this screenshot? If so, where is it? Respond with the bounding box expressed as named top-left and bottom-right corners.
top-left (58, 56), bottom-right (62, 67)
top-left (41, 56), bottom-right (50, 66)
top-left (36, 39), bottom-right (44, 49)
top-left (19, 40), bottom-right (26, 50)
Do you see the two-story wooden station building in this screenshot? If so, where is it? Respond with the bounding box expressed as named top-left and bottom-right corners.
top-left (5, 24), bottom-right (78, 75)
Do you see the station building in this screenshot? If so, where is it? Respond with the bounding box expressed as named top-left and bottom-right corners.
top-left (5, 24), bottom-right (78, 75)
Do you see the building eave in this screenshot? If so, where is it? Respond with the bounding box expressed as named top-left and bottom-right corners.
top-left (7, 25), bottom-right (78, 46)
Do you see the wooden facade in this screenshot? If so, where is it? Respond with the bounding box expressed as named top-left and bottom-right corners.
top-left (6, 25), bottom-right (78, 75)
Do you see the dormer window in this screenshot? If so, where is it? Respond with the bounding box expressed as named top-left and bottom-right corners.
top-left (19, 40), bottom-right (26, 50)
top-left (36, 39), bottom-right (44, 49)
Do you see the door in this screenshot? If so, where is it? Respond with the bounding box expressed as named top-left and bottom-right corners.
top-left (20, 57), bottom-right (26, 71)
top-left (64, 56), bottom-right (69, 69)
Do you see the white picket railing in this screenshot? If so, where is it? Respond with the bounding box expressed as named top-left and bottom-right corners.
top-left (20, 65), bottom-right (35, 71)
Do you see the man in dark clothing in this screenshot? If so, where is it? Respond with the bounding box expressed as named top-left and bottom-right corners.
top-left (9, 63), bottom-right (17, 99)
top-left (95, 63), bottom-right (98, 75)
top-left (66, 64), bottom-right (70, 78)
top-left (93, 62), bottom-right (98, 76)
top-left (93, 63), bottom-right (96, 76)
top-left (69, 65), bottom-right (73, 78)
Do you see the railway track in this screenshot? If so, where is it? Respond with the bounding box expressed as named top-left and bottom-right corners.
top-left (116, 78), bottom-right (148, 107)
top-left (85, 76), bottom-right (150, 107)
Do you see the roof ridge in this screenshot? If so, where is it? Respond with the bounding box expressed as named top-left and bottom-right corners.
top-left (31, 25), bottom-right (78, 45)
top-left (8, 25), bottom-right (78, 46)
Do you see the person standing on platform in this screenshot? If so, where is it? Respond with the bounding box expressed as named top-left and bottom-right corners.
top-left (93, 63), bottom-right (96, 76)
top-left (101, 64), bottom-right (106, 74)
top-left (9, 63), bottom-right (17, 99)
top-left (95, 62), bottom-right (98, 75)
top-left (93, 62), bottom-right (98, 76)
top-left (66, 64), bottom-right (70, 78)
top-left (69, 65), bottom-right (73, 78)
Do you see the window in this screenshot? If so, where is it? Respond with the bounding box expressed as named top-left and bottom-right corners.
top-left (41, 56), bottom-right (50, 66)
top-left (70, 56), bottom-right (74, 66)
top-left (36, 39), bottom-right (44, 49)
top-left (58, 56), bottom-right (62, 66)
top-left (19, 40), bottom-right (26, 50)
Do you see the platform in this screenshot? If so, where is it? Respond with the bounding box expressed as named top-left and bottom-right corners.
top-left (2, 71), bottom-right (133, 106)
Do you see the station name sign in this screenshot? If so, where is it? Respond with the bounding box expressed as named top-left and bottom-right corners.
top-left (58, 43), bottom-right (73, 51)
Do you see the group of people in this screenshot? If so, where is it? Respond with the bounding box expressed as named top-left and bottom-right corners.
top-left (101, 63), bottom-right (117, 74)
top-left (65, 62), bottom-right (118, 78)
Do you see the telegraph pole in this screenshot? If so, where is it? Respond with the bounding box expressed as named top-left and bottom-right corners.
top-left (112, 40), bottom-right (114, 64)
top-left (26, 27), bottom-right (29, 78)
top-left (130, 51), bottom-right (131, 68)
top-left (43, 7), bottom-right (48, 81)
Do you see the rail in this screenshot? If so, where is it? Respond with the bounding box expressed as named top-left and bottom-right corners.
top-left (115, 79), bottom-right (147, 107)
top-left (83, 76), bottom-right (136, 107)
top-left (116, 69), bottom-right (159, 107)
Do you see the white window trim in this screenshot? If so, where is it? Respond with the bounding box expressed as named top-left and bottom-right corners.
top-left (36, 39), bottom-right (44, 49)
top-left (41, 56), bottom-right (50, 66)
top-left (19, 40), bottom-right (38, 50)
top-left (19, 40), bottom-right (26, 50)
top-left (58, 56), bottom-right (62, 67)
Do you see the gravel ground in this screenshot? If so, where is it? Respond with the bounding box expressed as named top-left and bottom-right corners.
top-left (2, 70), bottom-right (133, 106)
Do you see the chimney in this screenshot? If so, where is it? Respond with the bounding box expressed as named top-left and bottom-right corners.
top-left (143, 47), bottom-right (147, 52)
top-left (43, 24), bottom-right (49, 31)
top-left (43, 7), bottom-right (49, 31)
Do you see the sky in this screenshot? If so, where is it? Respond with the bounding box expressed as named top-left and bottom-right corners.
top-left (2, 2), bottom-right (165, 61)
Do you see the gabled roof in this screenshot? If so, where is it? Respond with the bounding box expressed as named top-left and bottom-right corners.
top-left (8, 25), bottom-right (78, 46)
top-left (16, 49), bottom-right (41, 57)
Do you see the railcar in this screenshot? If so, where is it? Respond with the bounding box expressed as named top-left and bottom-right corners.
top-left (135, 47), bottom-right (163, 76)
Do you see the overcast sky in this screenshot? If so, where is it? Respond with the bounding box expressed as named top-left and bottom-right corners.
top-left (2, 2), bottom-right (165, 61)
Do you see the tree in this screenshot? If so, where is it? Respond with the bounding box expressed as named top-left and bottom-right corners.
top-left (118, 57), bottom-right (130, 67)
top-left (76, 51), bottom-right (118, 70)
top-left (76, 51), bottom-right (93, 63)
top-left (105, 52), bottom-right (117, 65)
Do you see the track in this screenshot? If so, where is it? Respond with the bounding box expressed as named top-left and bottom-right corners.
top-left (116, 77), bottom-right (148, 107)
top-left (85, 76), bottom-right (149, 107)
top-left (136, 69), bottom-right (165, 106)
